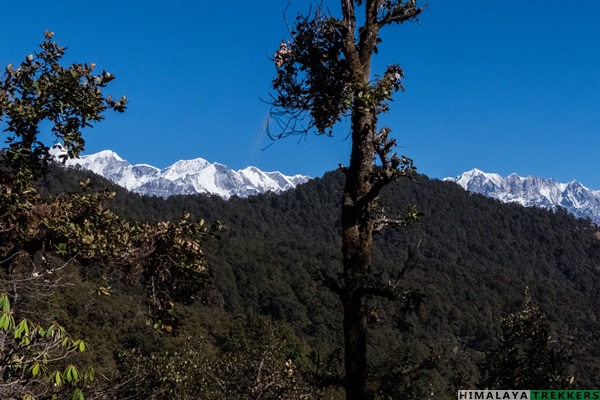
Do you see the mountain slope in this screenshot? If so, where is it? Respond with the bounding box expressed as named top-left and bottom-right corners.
top-left (445, 168), bottom-right (600, 224)
top-left (39, 166), bottom-right (600, 393)
top-left (129, 170), bottom-right (600, 389)
top-left (50, 145), bottom-right (310, 199)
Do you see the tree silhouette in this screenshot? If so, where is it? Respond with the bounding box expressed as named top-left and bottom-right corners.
top-left (0, 31), bottom-right (126, 192)
top-left (268, 2), bottom-right (426, 399)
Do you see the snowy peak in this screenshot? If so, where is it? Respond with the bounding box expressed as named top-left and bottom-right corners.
top-left (239, 167), bottom-right (298, 193)
top-left (84, 150), bottom-right (124, 162)
top-left (445, 169), bottom-right (600, 224)
top-left (162, 158), bottom-right (212, 179)
top-left (453, 168), bottom-right (504, 196)
top-left (50, 144), bottom-right (310, 199)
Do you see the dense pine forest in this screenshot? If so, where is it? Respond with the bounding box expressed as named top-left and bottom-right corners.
top-left (27, 163), bottom-right (600, 398)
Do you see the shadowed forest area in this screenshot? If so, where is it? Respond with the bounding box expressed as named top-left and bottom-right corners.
top-left (20, 163), bottom-right (599, 398)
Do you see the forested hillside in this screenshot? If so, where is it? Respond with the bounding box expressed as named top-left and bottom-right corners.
top-left (36, 164), bottom-right (600, 397)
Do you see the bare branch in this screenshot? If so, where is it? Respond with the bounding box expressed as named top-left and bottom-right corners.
top-left (372, 216), bottom-right (410, 233)
top-left (265, 104), bottom-right (317, 140)
top-left (372, 203), bottom-right (422, 233)
top-left (372, 126), bottom-right (395, 168)
top-left (358, 242), bottom-right (422, 299)
top-left (355, 152), bottom-right (416, 212)
top-left (339, 0), bottom-right (365, 82)
top-left (358, 0), bottom-right (384, 67)
top-left (391, 242), bottom-right (421, 282)
top-left (0, 250), bottom-right (26, 266)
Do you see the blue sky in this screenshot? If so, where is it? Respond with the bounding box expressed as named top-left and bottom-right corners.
top-left (1, 1), bottom-right (599, 188)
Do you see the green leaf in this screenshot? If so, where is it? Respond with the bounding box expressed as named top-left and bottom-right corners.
top-left (0, 313), bottom-right (9, 331)
top-left (63, 365), bottom-right (80, 383)
top-left (14, 319), bottom-right (29, 339)
top-left (31, 362), bottom-right (40, 377)
top-left (65, 366), bottom-right (73, 383)
top-left (50, 371), bottom-right (63, 386)
top-left (0, 295), bottom-right (10, 313)
top-left (84, 367), bottom-right (95, 382)
top-left (71, 389), bottom-right (84, 400)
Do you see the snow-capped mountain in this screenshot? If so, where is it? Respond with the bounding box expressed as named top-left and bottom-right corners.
top-left (444, 168), bottom-right (600, 224)
top-left (50, 145), bottom-right (310, 199)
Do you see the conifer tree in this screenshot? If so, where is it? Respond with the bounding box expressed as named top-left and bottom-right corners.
top-left (481, 288), bottom-right (573, 390)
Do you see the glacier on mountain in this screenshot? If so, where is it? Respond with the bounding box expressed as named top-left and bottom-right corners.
top-left (445, 168), bottom-right (600, 224)
top-left (50, 145), bottom-right (310, 199)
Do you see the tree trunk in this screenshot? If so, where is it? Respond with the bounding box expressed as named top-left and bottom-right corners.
top-left (341, 103), bottom-right (376, 400)
top-left (343, 285), bottom-right (370, 399)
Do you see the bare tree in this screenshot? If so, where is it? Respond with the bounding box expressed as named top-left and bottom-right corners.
top-left (269, 1), bottom-right (426, 399)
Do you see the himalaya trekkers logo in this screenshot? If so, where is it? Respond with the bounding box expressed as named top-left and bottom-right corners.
top-left (458, 391), bottom-right (529, 399)
top-left (458, 391), bottom-right (600, 400)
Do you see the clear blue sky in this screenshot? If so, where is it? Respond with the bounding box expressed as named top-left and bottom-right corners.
top-left (1, 1), bottom-right (599, 188)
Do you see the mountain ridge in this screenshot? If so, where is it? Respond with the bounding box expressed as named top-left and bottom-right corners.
top-left (50, 145), bottom-right (310, 199)
top-left (50, 145), bottom-right (600, 225)
top-left (445, 168), bottom-right (600, 224)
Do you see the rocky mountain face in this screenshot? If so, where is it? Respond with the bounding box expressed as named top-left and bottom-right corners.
top-left (445, 168), bottom-right (600, 224)
top-left (50, 145), bottom-right (310, 199)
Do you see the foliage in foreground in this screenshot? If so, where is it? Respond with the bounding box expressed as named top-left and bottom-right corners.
top-left (0, 33), bottom-right (221, 399)
top-left (117, 314), bottom-right (340, 399)
top-left (0, 294), bottom-right (95, 400)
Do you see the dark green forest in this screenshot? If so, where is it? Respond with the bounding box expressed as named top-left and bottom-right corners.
top-left (29, 163), bottom-right (600, 398)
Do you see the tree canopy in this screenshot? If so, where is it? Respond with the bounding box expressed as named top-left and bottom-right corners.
top-left (0, 31), bottom-right (126, 189)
